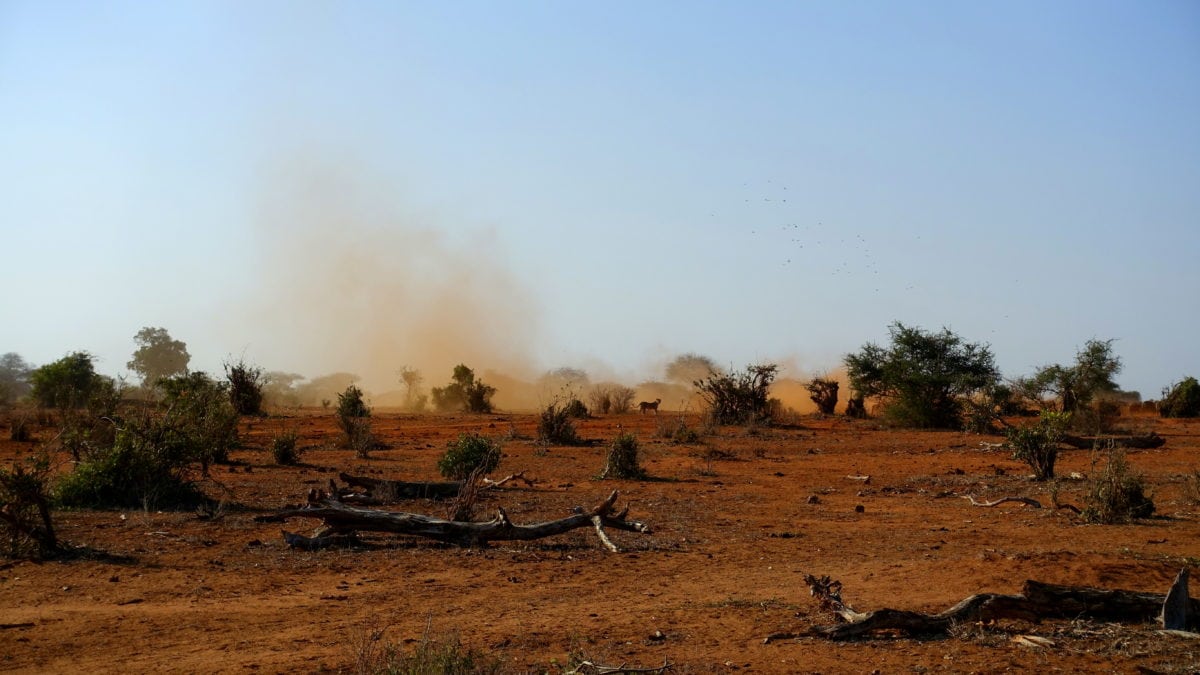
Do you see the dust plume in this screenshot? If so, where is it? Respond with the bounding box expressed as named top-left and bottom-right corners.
top-left (233, 161), bottom-right (541, 400)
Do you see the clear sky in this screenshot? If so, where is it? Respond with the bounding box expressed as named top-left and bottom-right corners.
top-left (2, 1), bottom-right (1198, 398)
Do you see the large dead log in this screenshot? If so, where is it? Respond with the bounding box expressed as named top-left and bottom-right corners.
top-left (797, 573), bottom-right (1198, 640)
top-left (338, 472), bottom-right (462, 501)
top-left (1060, 433), bottom-right (1165, 450)
top-left (257, 490), bottom-right (649, 552)
top-left (335, 471), bottom-right (536, 505)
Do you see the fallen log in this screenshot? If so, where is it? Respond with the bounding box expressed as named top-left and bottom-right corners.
top-left (335, 471), bottom-right (536, 505)
top-left (1060, 433), bottom-right (1165, 450)
top-left (798, 572), bottom-right (1198, 640)
top-left (257, 490), bottom-right (650, 552)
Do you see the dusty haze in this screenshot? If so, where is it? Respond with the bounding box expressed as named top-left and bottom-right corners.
top-left (227, 160), bottom-right (842, 412)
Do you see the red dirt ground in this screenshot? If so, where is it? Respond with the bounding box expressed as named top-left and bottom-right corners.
top-left (2, 409), bottom-right (1198, 673)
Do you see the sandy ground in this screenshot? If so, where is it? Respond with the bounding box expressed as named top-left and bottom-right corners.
top-left (2, 408), bottom-right (1198, 673)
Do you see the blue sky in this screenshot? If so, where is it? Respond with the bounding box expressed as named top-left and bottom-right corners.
top-left (1, 1), bottom-right (1197, 397)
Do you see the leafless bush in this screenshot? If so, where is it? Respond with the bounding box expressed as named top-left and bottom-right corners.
top-left (609, 386), bottom-right (636, 414)
top-left (1083, 447), bottom-right (1155, 523)
top-left (0, 454), bottom-right (58, 559)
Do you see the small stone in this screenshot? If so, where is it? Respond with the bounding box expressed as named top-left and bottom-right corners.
top-left (854, 504), bottom-right (865, 513)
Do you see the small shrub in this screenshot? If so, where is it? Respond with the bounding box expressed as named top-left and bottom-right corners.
top-left (600, 432), bottom-right (646, 480)
top-left (1, 454), bottom-right (58, 559)
top-left (1184, 469), bottom-right (1200, 507)
top-left (1083, 448), bottom-right (1155, 523)
top-left (349, 624), bottom-right (502, 675)
top-left (337, 385), bottom-right (371, 419)
top-left (695, 363), bottom-right (778, 425)
top-left (845, 396), bottom-right (866, 418)
top-left (1007, 411), bottom-right (1069, 481)
top-left (563, 398), bottom-right (589, 419)
top-left (655, 415), bottom-right (704, 444)
top-left (536, 401), bottom-right (582, 446)
top-left (587, 386), bottom-right (613, 415)
top-left (1160, 377), bottom-right (1200, 418)
top-left (8, 415), bottom-right (30, 442)
top-left (609, 386), bottom-right (636, 414)
top-left (271, 430), bottom-right (302, 465)
top-left (806, 377), bottom-right (839, 415)
top-left (225, 359), bottom-right (265, 416)
top-left (439, 433), bottom-right (501, 481)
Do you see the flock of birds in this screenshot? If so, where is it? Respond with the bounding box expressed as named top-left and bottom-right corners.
top-left (721, 180), bottom-right (903, 294)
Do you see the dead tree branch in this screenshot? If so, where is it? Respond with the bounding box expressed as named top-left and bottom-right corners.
top-left (257, 490), bottom-right (649, 552)
top-left (796, 574), bottom-right (1199, 640)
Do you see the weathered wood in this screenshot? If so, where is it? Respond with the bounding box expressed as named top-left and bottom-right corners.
top-left (258, 490), bottom-right (650, 551)
top-left (335, 471), bottom-right (536, 505)
top-left (339, 472), bottom-right (463, 500)
top-left (801, 576), bottom-right (1199, 640)
top-left (812, 593), bottom-right (1033, 640)
top-left (1022, 579), bottom-right (1200, 623)
top-left (1060, 433), bottom-right (1165, 450)
top-left (1162, 568), bottom-right (1192, 630)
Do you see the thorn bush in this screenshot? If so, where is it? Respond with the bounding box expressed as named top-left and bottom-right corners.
top-left (600, 432), bottom-right (646, 480)
top-left (438, 433), bottom-right (501, 481)
top-left (1006, 411), bottom-right (1069, 481)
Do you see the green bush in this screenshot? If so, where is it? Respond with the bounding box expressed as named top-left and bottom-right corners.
top-left (29, 351), bottom-right (107, 409)
top-left (1083, 449), bottom-right (1155, 523)
top-left (271, 430), bottom-right (302, 465)
top-left (845, 323), bottom-right (999, 429)
top-left (695, 363), bottom-right (778, 425)
top-left (563, 398), bottom-right (589, 419)
top-left (536, 401), bottom-right (582, 446)
top-left (58, 373), bottom-right (239, 509)
top-left (337, 385), bottom-right (371, 419)
top-left (225, 359), bottom-right (265, 416)
top-left (1160, 377), bottom-right (1200, 418)
top-left (431, 365), bottom-right (496, 414)
top-left (335, 385), bottom-right (374, 456)
top-left (438, 434), bottom-right (501, 480)
top-left (1006, 411), bottom-right (1070, 481)
top-left (806, 377), bottom-right (839, 415)
top-left (600, 432), bottom-right (646, 480)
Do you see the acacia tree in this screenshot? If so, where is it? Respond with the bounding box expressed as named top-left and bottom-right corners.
top-left (844, 323), bottom-right (999, 428)
top-left (666, 353), bottom-right (719, 386)
top-left (0, 353), bottom-right (34, 404)
top-left (1016, 339), bottom-right (1121, 413)
top-left (431, 364), bottom-right (496, 413)
top-left (127, 327), bottom-right (190, 388)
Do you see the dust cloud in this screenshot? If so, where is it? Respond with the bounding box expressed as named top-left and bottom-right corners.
top-left (230, 162), bottom-right (846, 413)
top-left (234, 162), bottom-right (541, 405)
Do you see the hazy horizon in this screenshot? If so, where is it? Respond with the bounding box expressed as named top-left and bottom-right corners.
top-left (3, 1), bottom-right (1197, 400)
